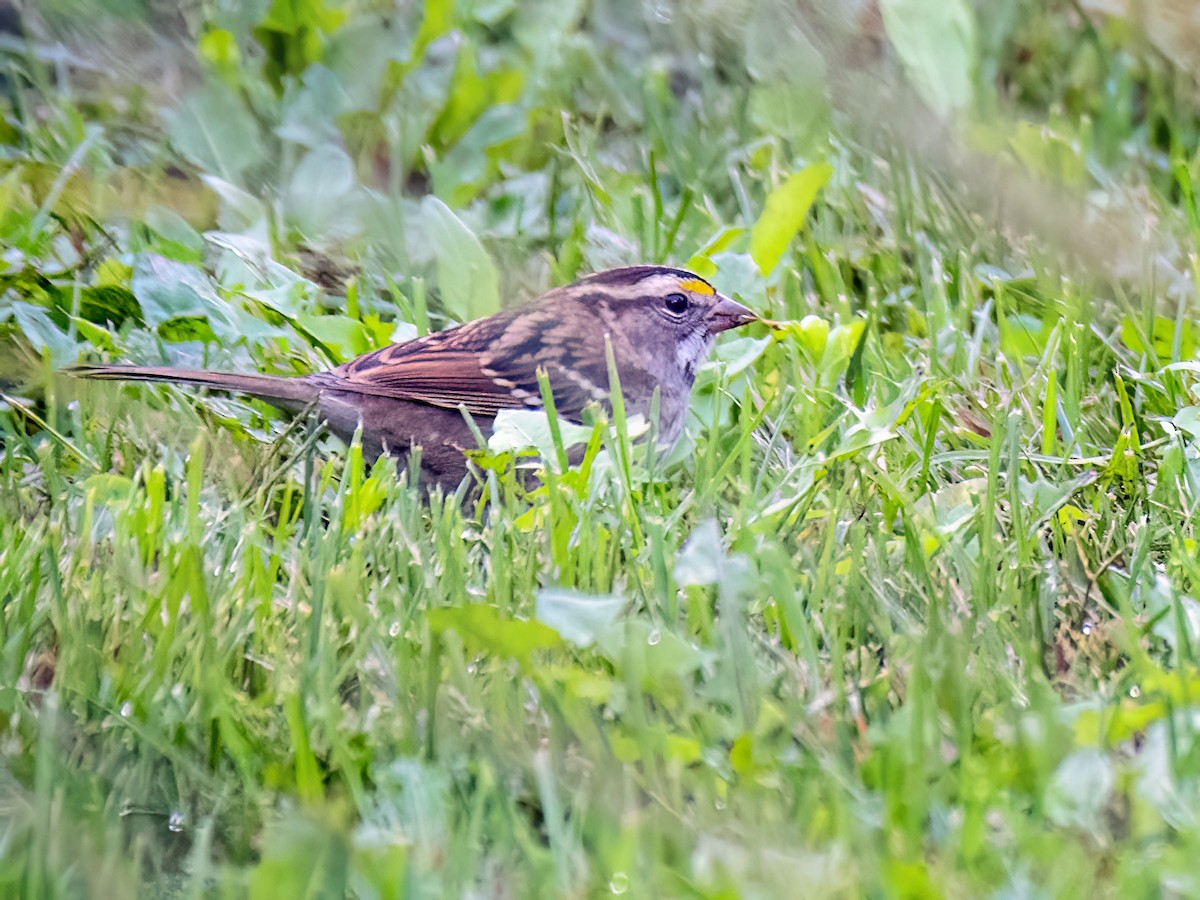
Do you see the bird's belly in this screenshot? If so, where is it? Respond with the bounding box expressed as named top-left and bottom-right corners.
top-left (655, 398), bottom-right (687, 450)
top-left (319, 391), bottom-right (486, 489)
top-left (621, 383), bottom-right (688, 451)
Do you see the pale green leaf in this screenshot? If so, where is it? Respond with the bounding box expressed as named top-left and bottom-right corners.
top-left (165, 80), bottom-right (265, 184)
top-left (131, 255), bottom-right (219, 327)
top-left (427, 604), bottom-right (562, 664)
top-left (421, 197), bottom-right (501, 320)
top-left (748, 163), bottom-right (832, 277)
top-left (487, 409), bottom-right (594, 457)
top-left (880, 0), bottom-right (977, 118)
top-left (674, 519), bottom-right (723, 587)
top-left (594, 620), bottom-right (707, 686)
top-left (1045, 749), bottom-right (1114, 833)
top-left (536, 589), bottom-right (626, 648)
top-left (285, 144), bottom-right (364, 241)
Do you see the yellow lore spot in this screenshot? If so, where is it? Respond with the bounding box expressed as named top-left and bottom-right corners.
top-left (679, 278), bottom-right (714, 296)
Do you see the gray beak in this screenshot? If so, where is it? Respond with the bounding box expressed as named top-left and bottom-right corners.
top-left (706, 295), bottom-right (758, 333)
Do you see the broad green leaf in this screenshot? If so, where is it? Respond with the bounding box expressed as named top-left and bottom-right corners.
top-left (197, 28), bottom-right (239, 75)
top-left (254, 0), bottom-right (346, 89)
top-left (487, 409), bottom-right (594, 457)
top-left (158, 316), bottom-right (219, 345)
top-left (277, 66), bottom-right (348, 148)
top-left (999, 313), bottom-right (1055, 359)
top-left (431, 105), bottom-right (528, 204)
top-left (200, 176), bottom-right (269, 235)
top-left (749, 82), bottom-right (830, 152)
top-left (511, 0), bottom-right (586, 51)
top-left (1045, 749), bottom-right (1115, 833)
top-left (7, 301), bottom-right (77, 364)
top-left (131, 255), bottom-right (220, 327)
top-left (1135, 716), bottom-right (1200, 831)
top-left (685, 227), bottom-right (745, 276)
top-left (206, 231), bottom-right (274, 277)
top-left (769, 314), bottom-right (830, 359)
top-left (144, 205), bottom-right (206, 259)
top-left (81, 474), bottom-right (134, 505)
top-left (322, 16), bottom-right (414, 111)
top-left (819, 319), bottom-right (867, 384)
top-left (594, 619), bottom-right (707, 688)
top-left (880, 0), bottom-right (977, 117)
top-left (1174, 406), bottom-right (1200, 440)
top-left (711, 336), bottom-right (771, 378)
top-left (409, 0), bottom-right (455, 62)
top-left (70, 316), bottom-right (118, 352)
top-left (292, 313), bottom-right (373, 361)
top-left (912, 477), bottom-right (987, 535)
top-left (248, 809), bottom-right (350, 899)
top-left (427, 604), bottom-right (562, 664)
top-left (708, 252), bottom-right (764, 301)
top-left (72, 285), bottom-right (141, 328)
top-left (256, 0), bottom-right (344, 35)
top-left (420, 196), bottom-right (501, 320)
top-left (830, 378), bottom-right (932, 461)
top-left (674, 519), bottom-right (723, 587)
top-left (730, 733), bottom-right (756, 775)
top-left (1071, 701), bottom-right (1125, 750)
top-left (285, 144), bottom-right (364, 241)
top-left (131, 255), bottom-right (249, 345)
top-left (744, 0), bottom-right (824, 84)
top-left (165, 80), bottom-right (265, 184)
top-left (536, 589), bottom-right (626, 648)
top-left (1120, 314), bottom-right (1196, 363)
top-left (1017, 472), bottom-right (1098, 538)
top-left (1008, 121), bottom-right (1086, 186)
top-left (748, 163), bottom-right (832, 277)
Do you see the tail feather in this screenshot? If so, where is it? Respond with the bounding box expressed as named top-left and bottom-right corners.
top-left (68, 364), bottom-right (319, 407)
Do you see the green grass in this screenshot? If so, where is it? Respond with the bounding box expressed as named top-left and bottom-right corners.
top-left (2, 0), bottom-right (1200, 896)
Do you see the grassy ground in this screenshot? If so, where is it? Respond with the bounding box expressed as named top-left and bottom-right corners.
top-left (2, 0), bottom-right (1200, 896)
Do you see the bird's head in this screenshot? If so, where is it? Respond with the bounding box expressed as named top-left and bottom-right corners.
top-left (569, 266), bottom-right (757, 382)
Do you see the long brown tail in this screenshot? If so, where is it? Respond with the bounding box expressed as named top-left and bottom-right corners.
top-left (68, 364), bottom-right (319, 407)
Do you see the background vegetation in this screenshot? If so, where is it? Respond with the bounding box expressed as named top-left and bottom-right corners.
top-left (2, 0), bottom-right (1200, 895)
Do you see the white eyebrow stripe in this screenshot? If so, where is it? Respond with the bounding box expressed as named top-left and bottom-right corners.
top-left (635, 274), bottom-right (685, 295)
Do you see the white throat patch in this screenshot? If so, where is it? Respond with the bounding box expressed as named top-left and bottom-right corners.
top-left (676, 329), bottom-right (715, 376)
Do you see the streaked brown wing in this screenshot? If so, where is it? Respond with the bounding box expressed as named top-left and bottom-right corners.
top-left (316, 313), bottom-right (541, 418)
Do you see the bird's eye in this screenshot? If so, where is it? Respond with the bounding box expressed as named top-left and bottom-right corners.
top-left (664, 293), bottom-right (690, 315)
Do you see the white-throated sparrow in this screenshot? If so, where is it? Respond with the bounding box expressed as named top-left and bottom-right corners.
top-left (72, 265), bottom-right (757, 487)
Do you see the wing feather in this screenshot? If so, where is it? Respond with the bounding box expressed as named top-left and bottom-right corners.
top-left (315, 313), bottom-right (541, 417)
top-left (312, 301), bottom-right (616, 421)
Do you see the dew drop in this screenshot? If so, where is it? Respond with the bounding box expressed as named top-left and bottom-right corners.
top-left (647, 629), bottom-right (661, 646)
top-left (1130, 685), bottom-right (1141, 699)
top-left (120, 701), bottom-right (133, 718)
top-left (389, 621), bottom-right (401, 637)
top-left (609, 872), bottom-right (629, 894)
top-left (1081, 623), bottom-right (1092, 635)
top-left (168, 811), bottom-right (185, 833)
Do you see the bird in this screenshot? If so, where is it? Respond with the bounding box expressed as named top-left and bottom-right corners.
top-left (71, 265), bottom-right (758, 489)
